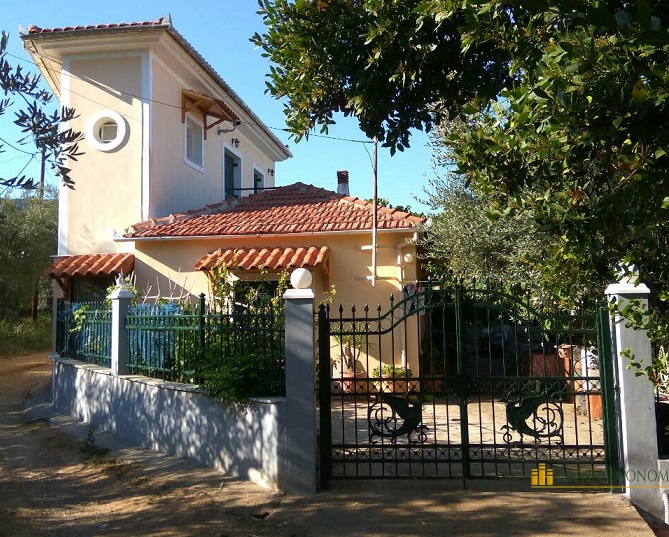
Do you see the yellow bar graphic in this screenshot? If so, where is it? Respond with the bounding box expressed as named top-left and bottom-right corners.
top-left (538, 463), bottom-right (546, 486)
top-left (547, 468), bottom-right (554, 486)
top-left (531, 468), bottom-right (538, 486)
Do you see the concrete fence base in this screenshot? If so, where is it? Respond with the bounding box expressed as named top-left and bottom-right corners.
top-left (50, 354), bottom-right (286, 491)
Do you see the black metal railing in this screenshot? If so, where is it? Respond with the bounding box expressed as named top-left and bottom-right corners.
top-left (56, 299), bottom-right (112, 367)
top-left (319, 280), bottom-right (617, 485)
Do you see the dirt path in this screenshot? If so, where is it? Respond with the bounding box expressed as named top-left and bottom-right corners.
top-left (0, 353), bottom-right (662, 537)
top-left (0, 353), bottom-right (304, 537)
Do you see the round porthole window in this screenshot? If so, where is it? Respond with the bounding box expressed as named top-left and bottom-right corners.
top-left (85, 109), bottom-right (127, 152)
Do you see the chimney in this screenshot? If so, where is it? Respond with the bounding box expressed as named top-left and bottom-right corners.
top-left (337, 170), bottom-right (350, 196)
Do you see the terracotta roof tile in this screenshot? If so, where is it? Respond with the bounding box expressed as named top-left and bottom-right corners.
top-left (125, 183), bottom-right (425, 239)
top-left (26, 17), bottom-right (169, 34)
top-left (194, 246), bottom-right (330, 271)
top-left (45, 253), bottom-right (134, 278)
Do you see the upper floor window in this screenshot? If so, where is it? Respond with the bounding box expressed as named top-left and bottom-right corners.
top-left (253, 169), bottom-right (264, 194)
top-left (85, 109), bottom-right (127, 152)
top-left (224, 149), bottom-right (241, 198)
top-left (185, 116), bottom-right (204, 170)
top-left (99, 122), bottom-right (118, 143)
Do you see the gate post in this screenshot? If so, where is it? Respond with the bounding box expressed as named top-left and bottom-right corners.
top-left (283, 269), bottom-right (317, 494)
top-left (606, 275), bottom-right (661, 517)
top-left (108, 283), bottom-right (134, 376)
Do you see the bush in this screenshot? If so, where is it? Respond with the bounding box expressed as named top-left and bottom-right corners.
top-left (201, 349), bottom-right (283, 403)
top-left (0, 315), bottom-right (52, 355)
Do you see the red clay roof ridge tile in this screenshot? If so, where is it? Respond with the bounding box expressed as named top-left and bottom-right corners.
top-left (123, 182), bottom-right (425, 238)
top-left (26, 16), bottom-right (170, 35)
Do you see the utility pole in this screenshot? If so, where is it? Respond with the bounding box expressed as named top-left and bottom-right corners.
top-left (31, 144), bottom-right (46, 321)
top-left (372, 137), bottom-right (378, 287)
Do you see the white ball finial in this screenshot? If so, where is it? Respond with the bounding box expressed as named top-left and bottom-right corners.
top-left (290, 268), bottom-right (312, 289)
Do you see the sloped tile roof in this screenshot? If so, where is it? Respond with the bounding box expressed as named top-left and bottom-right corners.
top-left (23, 16), bottom-right (291, 160)
top-left (125, 183), bottom-right (425, 239)
top-left (26, 18), bottom-right (168, 33)
top-left (45, 253), bottom-right (134, 278)
top-left (194, 246), bottom-right (330, 271)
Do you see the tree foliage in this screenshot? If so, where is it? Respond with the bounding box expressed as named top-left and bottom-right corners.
top-left (442, 1), bottom-right (669, 298)
top-left (0, 31), bottom-right (83, 190)
top-left (256, 0), bottom-right (669, 295)
top-left (252, 0), bottom-right (511, 153)
top-left (422, 175), bottom-right (543, 285)
top-left (0, 192), bottom-right (57, 317)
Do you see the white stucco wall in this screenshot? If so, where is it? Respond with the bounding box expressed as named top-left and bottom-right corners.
top-left (64, 55), bottom-right (144, 254)
top-left (51, 355), bottom-right (286, 490)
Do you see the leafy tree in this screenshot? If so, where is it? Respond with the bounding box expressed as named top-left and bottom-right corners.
top-left (252, 0), bottom-right (511, 153)
top-left (256, 0), bottom-right (669, 295)
top-left (422, 174), bottom-right (539, 281)
top-left (0, 31), bottom-right (83, 190)
top-left (364, 197), bottom-right (426, 218)
top-left (441, 2), bottom-right (669, 298)
top-left (0, 191), bottom-right (57, 317)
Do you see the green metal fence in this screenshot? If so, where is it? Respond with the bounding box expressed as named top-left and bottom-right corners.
top-left (125, 295), bottom-right (285, 391)
top-left (56, 299), bottom-right (112, 367)
top-left (56, 295), bottom-right (286, 394)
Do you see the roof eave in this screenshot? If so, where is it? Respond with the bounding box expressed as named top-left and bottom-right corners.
top-left (20, 21), bottom-right (292, 161)
top-left (116, 226), bottom-right (424, 242)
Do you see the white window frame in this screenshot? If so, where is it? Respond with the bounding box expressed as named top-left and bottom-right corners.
top-left (184, 114), bottom-right (204, 172)
top-left (85, 109), bottom-right (127, 152)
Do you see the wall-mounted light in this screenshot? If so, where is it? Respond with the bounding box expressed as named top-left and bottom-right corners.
top-left (231, 137), bottom-right (240, 148)
top-left (268, 168), bottom-right (275, 176)
top-left (403, 252), bottom-right (415, 264)
top-left (216, 120), bottom-right (241, 135)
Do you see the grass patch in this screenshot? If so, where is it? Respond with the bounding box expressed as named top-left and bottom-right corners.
top-left (79, 425), bottom-right (139, 476)
top-left (85, 454), bottom-right (140, 476)
top-left (0, 316), bottom-right (52, 356)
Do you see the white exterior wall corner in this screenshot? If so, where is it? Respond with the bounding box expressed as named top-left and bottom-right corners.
top-left (141, 51), bottom-right (152, 221)
top-left (58, 58), bottom-right (71, 255)
top-left (51, 356), bottom-right (286, 491)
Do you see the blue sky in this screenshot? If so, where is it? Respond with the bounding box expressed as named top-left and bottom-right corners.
top-left (0, 0), bottom-right (436, 212)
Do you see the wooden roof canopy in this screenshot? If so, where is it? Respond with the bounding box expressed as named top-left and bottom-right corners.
top-left (181, 89), bottom-right (240, 139)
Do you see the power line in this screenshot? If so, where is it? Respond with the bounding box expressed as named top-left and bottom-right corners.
top-left (0, 135), bottom-right (38, 156)
top-left (0, 153), bottom-right (35, 165)
top-left (6, 51), bottom-right (373, 145)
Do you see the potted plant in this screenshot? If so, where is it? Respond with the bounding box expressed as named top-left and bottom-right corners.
top-left (372, 364), bottom-right (413, 394)
top-left (332, 333), bottom-right (368, 394)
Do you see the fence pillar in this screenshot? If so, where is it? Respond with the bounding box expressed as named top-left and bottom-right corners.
top-left (283, 269), bottom-right (317, 494)
top-left (108, 286), bottom-right (134, 376)
top-left (606, 276), bottom-right (662, 517)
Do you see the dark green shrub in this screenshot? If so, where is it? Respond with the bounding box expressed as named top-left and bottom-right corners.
top-left (201, 349), bottom-right (284, 403)
top-left (0, 315), bottom-right (52, 355)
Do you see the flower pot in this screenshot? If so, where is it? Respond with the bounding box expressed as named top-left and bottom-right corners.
top-left (586, 394), bottom-right (602, 420)
top-left (420, 376), bottom-right (445, 395)
top-left (340, 370), bottom-right (368, 394)
top-left (379, 379), bottom-right (409, 394)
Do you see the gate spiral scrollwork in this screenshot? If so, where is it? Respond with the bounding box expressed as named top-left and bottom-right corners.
top-left (501, 390), bottom-right (564, 444)
top-left (368, 392), bottom-right (428, 444)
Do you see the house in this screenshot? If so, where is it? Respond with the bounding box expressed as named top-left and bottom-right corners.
top-left (24, 16), bottom-right (425, 373)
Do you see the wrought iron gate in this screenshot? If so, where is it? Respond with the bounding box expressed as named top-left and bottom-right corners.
top-left (318, 283), bottom-right (619, 487)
